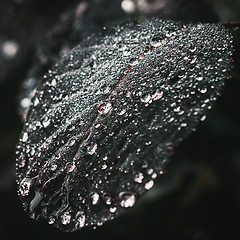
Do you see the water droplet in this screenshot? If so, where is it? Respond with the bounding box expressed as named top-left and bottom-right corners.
top-left (189, 46), bottom-right (197, 52)
top-left (62, 211), bottom-right (71, 225)
top-left (110, 206), bottom-right (117, 213)
top-left (196, 76), bottom-right (203, 81)
top-left (42, 117), bottom-right (51, 128)
top-left (98, 102), bottom-right (112, 114)
top-left (152, 91), bottom-right (164, 101)
top-left (103, 193), bottom-right (113, 205)
top-left (34, 97), bottom-right (39, 106)
top-left (76, 211), bottom-right (86, 228)
top-left (119, 192), bottom-right (136, 208)
top-left (200, 88), bottom-right (207, 94)
top-left (141, 94), bottom-right (151, 104)
top-left (118, 109), bottom-right (126, 116)
top-left (22, 132), bottom-right (28, 142)
top-left (51, 79), bottom-right (57, 86)
top-left (201, 115), bottom-right (207, 121)
top-left (91, 192), bottom-right (99, 205)
top-left (101, 164), bottom-right (107, 170)
top-left (87, 143), bottom-right (98, 155)
top-left (66, 162), bottom-right (76, 173)
top-left (145, 180), bottom-right (154, 190)
top-left (134, 172), bottom-right (144, 183)
top-left (218, 58), bottom-right (223, 62)
top-left (19, 178), bottom-right (32, 196)
top-left (48, 216), bottom-right (56, 224)
top-left (174, 106), bottom-right (181, 112)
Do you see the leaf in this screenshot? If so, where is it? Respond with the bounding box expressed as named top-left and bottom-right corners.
top-left (16, 18), bottom-right (233, 232)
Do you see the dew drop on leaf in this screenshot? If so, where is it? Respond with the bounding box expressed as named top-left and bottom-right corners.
top-left (16, 18), bottom-right (233, 232)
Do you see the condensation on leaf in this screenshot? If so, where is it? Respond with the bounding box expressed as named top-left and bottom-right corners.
top-left (16, 18), bottom-right (233, 232)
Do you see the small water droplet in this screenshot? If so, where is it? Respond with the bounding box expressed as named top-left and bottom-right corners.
top-left (22, 132), bottom-right (28, 142)
top-left (42, 117), bottom-right (51, 128)
top-left (134, 172), bottom-right (144, 183)
top-left (201, 115), bottom-right (207, 121)
top-left (33, 97), bottom-right (39, 106)
top-left (87, 143), bottom-right (98, 155)
top-left (48, 216), bottom-right (56, 224)
top-left (118, 109), bottom-right (126, 116)
top-left (101, 164), bottom-right (107, 170)
top-left (196, 76), bottom-right (203, 81)
top-left (145, 180), bottom-right (154, 190)
top-left (19, 178), bottom-right (32, 196)
top-left (75, 211), bottom-right (85, 229)
top-left (98, 102), bottom-right (112, 114)
top-left (141, 94), bottom-right (151, 104)
top-left (119, 192), bottom-right (136, 208)
top-left (66, 162), bottom-right (76, 173)
top-left (103, 193), bottom-right (113, 205)
top-left (91, 192), bottom-right (99, 205)
top-left (189, 46), bottom-right (197, 52)
top-left (110, 206), bottom-right (117, 213)
top-left (200, 88), bottom-right (207, 94)
top-left (51, 79), bottom-right (57, 86)
top-left (152, 91), bottom-right (164, 101)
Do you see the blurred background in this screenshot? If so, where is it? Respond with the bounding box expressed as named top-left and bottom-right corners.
top-left (0, 0), bottom-right (240, 239)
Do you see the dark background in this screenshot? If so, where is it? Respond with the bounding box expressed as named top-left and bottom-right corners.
top-left (0, 0), bottom-right (240, 239)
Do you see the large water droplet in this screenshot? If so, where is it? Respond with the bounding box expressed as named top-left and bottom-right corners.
top-left (19, 178), bottom-right (32, 196)
top-left (75, 211), bottom-right (86, 228)
top-left (119, 192), bottom-right (136, 208)
top-left (62, 211), bottom-right (71, 225)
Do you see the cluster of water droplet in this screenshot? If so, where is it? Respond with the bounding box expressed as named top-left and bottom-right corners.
top-left (16, 18), bottom-right (233, 231)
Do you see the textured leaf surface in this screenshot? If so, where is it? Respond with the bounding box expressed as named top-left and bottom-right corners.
top-left (16, 18), bottom-right (233, 232)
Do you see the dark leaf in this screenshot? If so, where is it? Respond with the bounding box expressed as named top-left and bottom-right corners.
top-left (16, 18), bottom-right (233, 232)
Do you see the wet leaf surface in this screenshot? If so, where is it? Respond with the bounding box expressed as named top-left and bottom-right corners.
top-left (16, 18), bottom-right (233, 232)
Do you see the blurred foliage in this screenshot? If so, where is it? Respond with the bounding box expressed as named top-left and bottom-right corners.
top-left (0, 0), bottom-right (239, 239)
